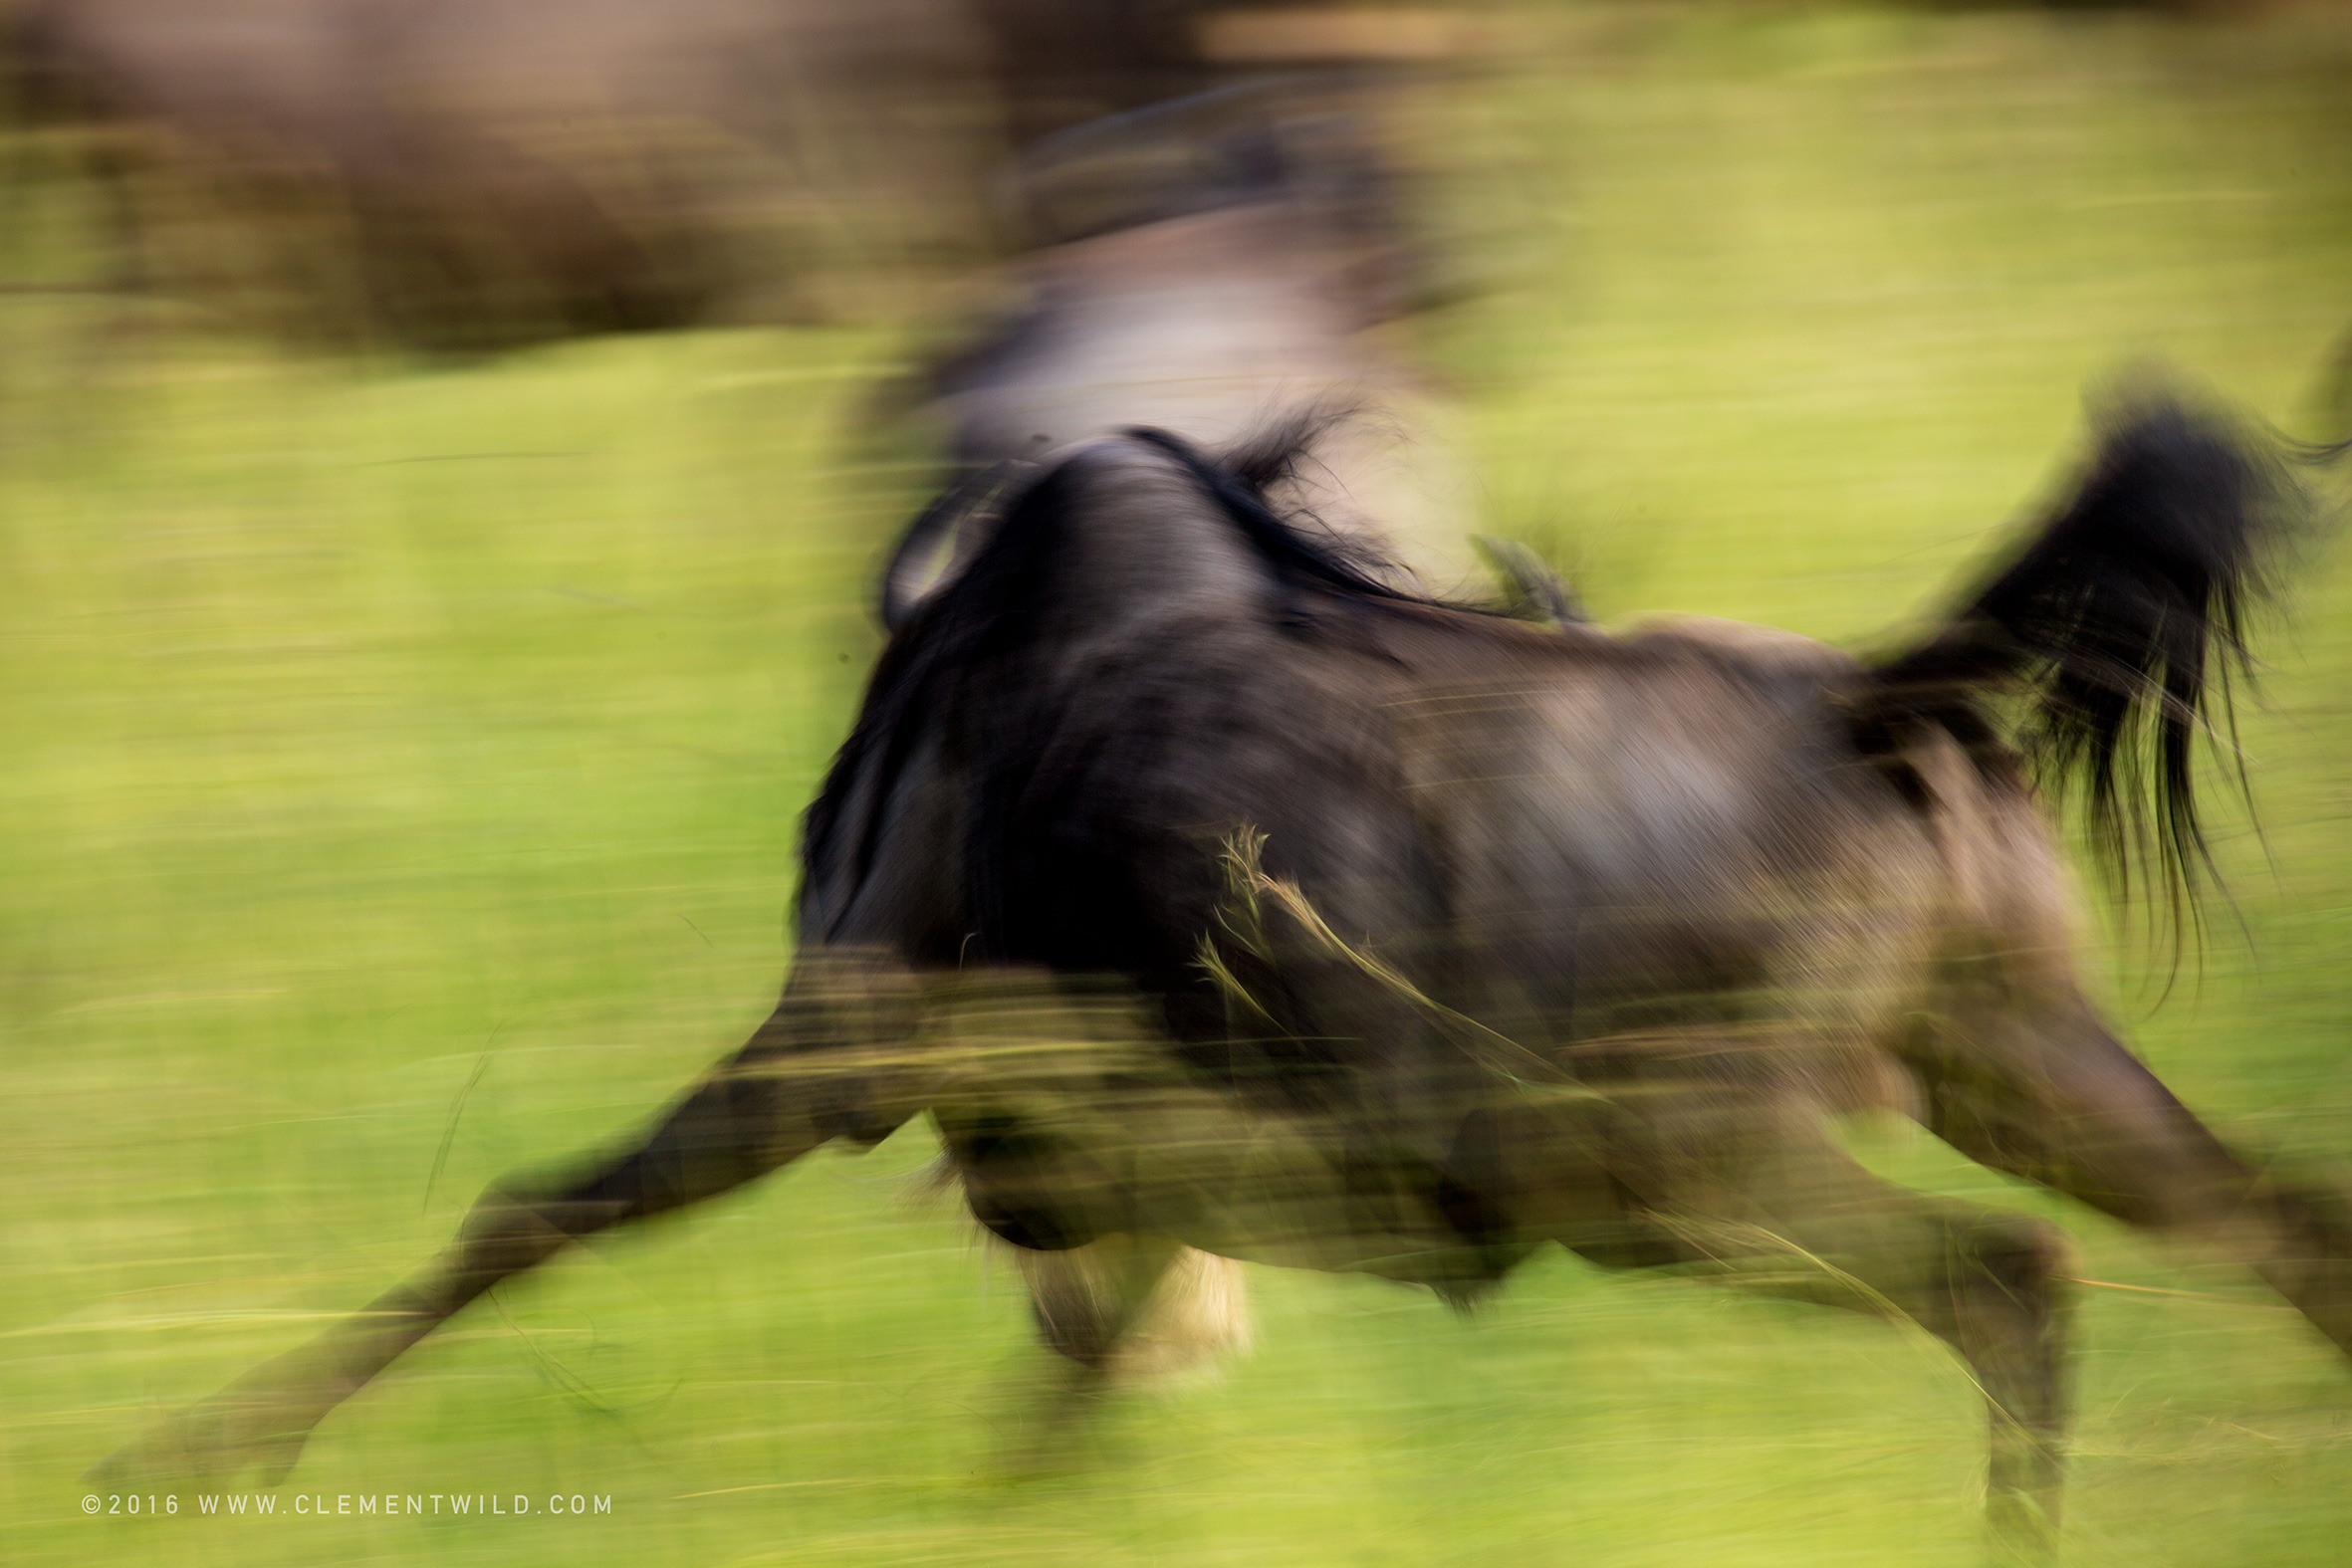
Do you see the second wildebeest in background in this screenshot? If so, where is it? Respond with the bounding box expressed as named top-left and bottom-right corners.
top-left (8, 0), bottom-right (1423, 346)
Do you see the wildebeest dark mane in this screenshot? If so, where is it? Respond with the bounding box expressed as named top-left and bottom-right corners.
top-left (1119, 421), bottom-right (1472, 608)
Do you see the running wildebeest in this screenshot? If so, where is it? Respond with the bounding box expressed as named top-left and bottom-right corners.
top-left (94, 384), bottom-right (2352, 1557)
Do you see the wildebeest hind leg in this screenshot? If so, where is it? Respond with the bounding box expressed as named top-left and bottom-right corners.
top-left (1923, 1004), bottom-right (2352, 1360)
top-left (89, 949), bottom-right (926, 1487)
top-left (1581, 1089), bottom-right (2073, 1557)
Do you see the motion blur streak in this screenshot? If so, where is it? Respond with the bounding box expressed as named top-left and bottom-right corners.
top-left (10, 5), bottom-right (2352, 1568)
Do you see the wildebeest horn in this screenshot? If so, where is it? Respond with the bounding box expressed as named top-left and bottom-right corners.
top-left (878, 458), bottom-right (1035, 633)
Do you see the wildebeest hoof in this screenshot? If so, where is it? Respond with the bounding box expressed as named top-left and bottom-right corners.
top-left (87, 1397), bottom-right (314, 1490)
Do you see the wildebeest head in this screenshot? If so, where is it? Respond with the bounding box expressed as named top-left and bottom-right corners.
top-left (892, 89), bottom-right (1473, 624)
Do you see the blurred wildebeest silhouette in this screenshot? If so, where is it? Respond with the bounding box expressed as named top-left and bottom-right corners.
top-left (6, 0), bottom-right (1008, 344)
top-left (7, 0), bottom-right (1461, 346)
top-left (97, 376), bottom-right (2352, 1558)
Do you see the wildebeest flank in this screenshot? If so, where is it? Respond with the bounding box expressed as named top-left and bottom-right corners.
top-left (94, 385), bottom-right (2352, 1558)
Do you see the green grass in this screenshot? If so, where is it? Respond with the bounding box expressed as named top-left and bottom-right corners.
top-left (6, 6), bottom-right (2352, 1564)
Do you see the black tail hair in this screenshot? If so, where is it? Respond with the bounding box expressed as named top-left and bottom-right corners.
top-left (1862, 382), bottom-right (2325, 920)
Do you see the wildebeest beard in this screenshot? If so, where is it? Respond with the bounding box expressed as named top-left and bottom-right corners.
top-left (93, 392), bottom-right (2352, 1563)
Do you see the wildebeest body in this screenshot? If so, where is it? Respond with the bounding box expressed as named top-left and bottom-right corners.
top-left (809, 442), bottom-right (1983, 1268)
top-left (93, 398), bottom-right (2352, 1560)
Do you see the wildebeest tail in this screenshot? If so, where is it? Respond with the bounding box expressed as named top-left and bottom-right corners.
top-left (1859, 383), bottom-right (2324, 909)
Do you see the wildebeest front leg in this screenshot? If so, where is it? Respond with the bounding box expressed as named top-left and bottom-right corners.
top-left (90, 948), bottom-right (925, 1486)
top-left (1586, 1083), bottom-right (2074, 1559)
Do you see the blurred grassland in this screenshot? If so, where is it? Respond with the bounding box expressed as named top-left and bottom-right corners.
top-left (6, 5), bottom-right (2352, 1565)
